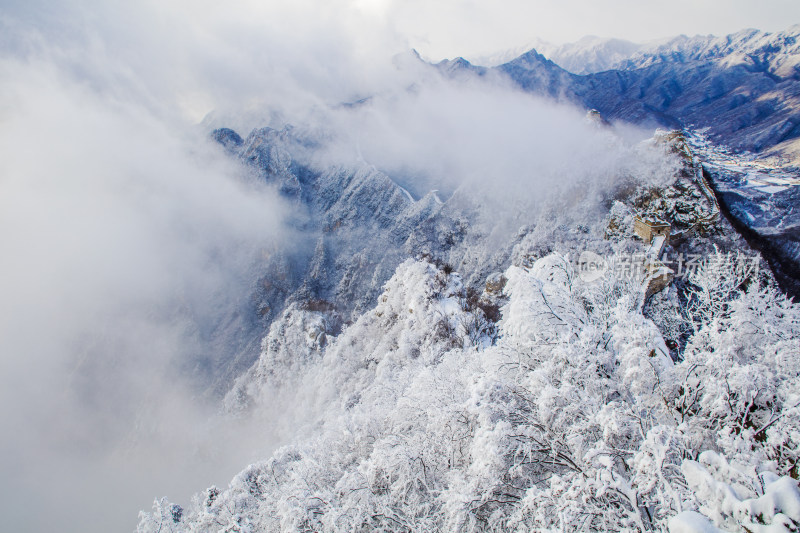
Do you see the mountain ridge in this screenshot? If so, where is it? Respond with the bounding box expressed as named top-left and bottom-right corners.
top-left (441, 25), bottom-right (800, 162)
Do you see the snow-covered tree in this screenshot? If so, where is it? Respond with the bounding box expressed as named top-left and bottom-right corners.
top-left (139, 243), bottom-right (800, 532)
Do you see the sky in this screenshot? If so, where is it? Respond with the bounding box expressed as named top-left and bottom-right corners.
top-left (384, 0), bottom-right (800, 59)
top-left (0, 1), bottom-right (796, 531)
top-left (2, 0), bottom-right (799, 123)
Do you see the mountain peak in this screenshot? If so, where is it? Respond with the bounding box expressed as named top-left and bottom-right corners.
top-left (509, 47), bottom-right (556, 66)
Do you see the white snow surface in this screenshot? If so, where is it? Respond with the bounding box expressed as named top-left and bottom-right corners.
top-left (676, 451), bottom-right (800, 532)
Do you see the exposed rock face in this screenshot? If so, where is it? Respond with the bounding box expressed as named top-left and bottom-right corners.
top-left (211, 128), bottom-right (243, 151)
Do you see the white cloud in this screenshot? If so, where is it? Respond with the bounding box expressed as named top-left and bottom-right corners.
top-left (0, 55), bottom-right (288, 532)
top-left (325, 74), bottom-right (673, 220)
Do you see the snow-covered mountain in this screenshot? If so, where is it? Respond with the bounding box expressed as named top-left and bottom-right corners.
top-left (135, 26), bottom-right (800, 533)
top-left (444, 25), bottom-right (800, 163)
top-left (468, 36), bottom-right (651, 73)
top-left (466, 40), bottom-right (548, 68)
top-left (200, 112), bottom-right (661, 393)
top-left (525, 36), bottom-right (648, 74)
top-left (200, 124), bottom-right (508, 393)
top-left (482, 25), bottom-right (800, 78)
top-left (615, 25), bottom-right (800, 77)
top-left (139, 127), bottom-right (800, 532)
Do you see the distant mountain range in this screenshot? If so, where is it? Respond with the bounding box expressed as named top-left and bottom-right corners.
top-left (468, 36), bottom-right (653, 73)
top-left (445, 25), bottom-right (800, 164)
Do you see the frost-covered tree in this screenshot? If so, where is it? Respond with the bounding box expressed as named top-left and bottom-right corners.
top-left (139, 248), bottom-right (800, 532)
top-left (137, 498), bottom-right (183, 533)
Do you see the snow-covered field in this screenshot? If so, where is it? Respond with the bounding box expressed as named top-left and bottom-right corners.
top-left (687, 132), bottom-right (800, 195)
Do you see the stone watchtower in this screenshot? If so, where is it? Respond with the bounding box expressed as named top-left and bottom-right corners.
top-left (633, 216), bottom-right (670, 244)
top-left (633, 215), bottom-right (673, 298)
